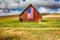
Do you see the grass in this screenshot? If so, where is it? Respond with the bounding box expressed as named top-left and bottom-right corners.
top-left (0, 28), bottom-right (60, 40)
top-left (0, 15), bottom-right (60, 40)
top-left (0, 16), bottom-right (60, 28)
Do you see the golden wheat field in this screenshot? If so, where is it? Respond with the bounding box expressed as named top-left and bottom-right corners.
top-left (0, 28), bottom-right (60, 40)
top-left (0, 14), bottom-right (60, 40)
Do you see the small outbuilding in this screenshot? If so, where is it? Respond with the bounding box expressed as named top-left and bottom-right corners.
top-left (19, 4), bottom-right (42, 22)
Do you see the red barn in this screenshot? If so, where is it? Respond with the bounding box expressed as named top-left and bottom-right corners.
top-left (19, 4), bottom-right (42, 22)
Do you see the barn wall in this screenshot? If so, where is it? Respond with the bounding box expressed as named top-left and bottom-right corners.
top-left (34, 9), bottom-right (42, 21)
top-left (19, 5), bottom-right (42, 22)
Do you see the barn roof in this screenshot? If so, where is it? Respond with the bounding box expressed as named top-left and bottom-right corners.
top-left (19, 4), bottom-right (41, 16)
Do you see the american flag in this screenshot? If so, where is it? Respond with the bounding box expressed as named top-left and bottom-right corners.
top-left (27, 8), bottom-right (34, 19)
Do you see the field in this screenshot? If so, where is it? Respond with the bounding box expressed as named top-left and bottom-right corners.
top-left (0, 28), bottom-right (60, 40)
top-left (0, 14), bottom-right (60, 28)
top-left (0, 14), bottom-right (60, 40)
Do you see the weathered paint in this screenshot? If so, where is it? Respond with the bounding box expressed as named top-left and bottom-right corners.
top-left (19, 4), bottom-right (42, 22)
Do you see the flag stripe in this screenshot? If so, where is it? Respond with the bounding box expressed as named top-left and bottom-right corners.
top-left (27, 8), bottom-right (34, 19)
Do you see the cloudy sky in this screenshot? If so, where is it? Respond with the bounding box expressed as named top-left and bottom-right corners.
top-left (0, 0), bottom-right (60, 16)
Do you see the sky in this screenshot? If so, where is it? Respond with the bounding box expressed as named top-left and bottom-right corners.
top-left (0, 0), bottom-right (60, 16)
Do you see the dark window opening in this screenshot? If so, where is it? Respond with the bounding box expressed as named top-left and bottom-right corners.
top-left (20, 18), bottom-right (23, 22)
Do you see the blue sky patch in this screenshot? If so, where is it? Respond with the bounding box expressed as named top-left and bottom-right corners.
top-left (55, 0), bottom-right (59, 2)
top-left (22, 0), bottom-right (25, 2)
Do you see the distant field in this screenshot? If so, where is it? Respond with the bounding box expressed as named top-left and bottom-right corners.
top-left (0, 28), bottom-right (60, 40)
top-left (0, 14), bottom-right (60, 28)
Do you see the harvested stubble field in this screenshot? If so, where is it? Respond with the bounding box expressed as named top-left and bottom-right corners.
top-left (0, 28), bottom-right (60, 40)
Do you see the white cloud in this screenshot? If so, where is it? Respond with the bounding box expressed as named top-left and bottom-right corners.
top-left (0, 10), bottom-right (3, 12)
top-left (38, 7), bottom-right (51, 13)
top-left (0, 3), bottom-right (5, 8)
top-left (38, 7), bottom-right (60, 13)
top-left (57, 8), bottom-right (60, 13)
top-left (0, 0), bottom-right (60, 16)
top-left (0, 10), bottom-right (22, 16)
top-left (0, 0), bottom-right (60, 9)
top-left (50, 11), bottom-right (56, 13)
top-left (0, 10), bottom-right (4, 14)
top-left (50, 8), bottom-right (60, 13)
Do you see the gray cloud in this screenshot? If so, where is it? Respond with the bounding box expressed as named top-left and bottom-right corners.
top-left (0, 0), bottom-right (60, 9)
